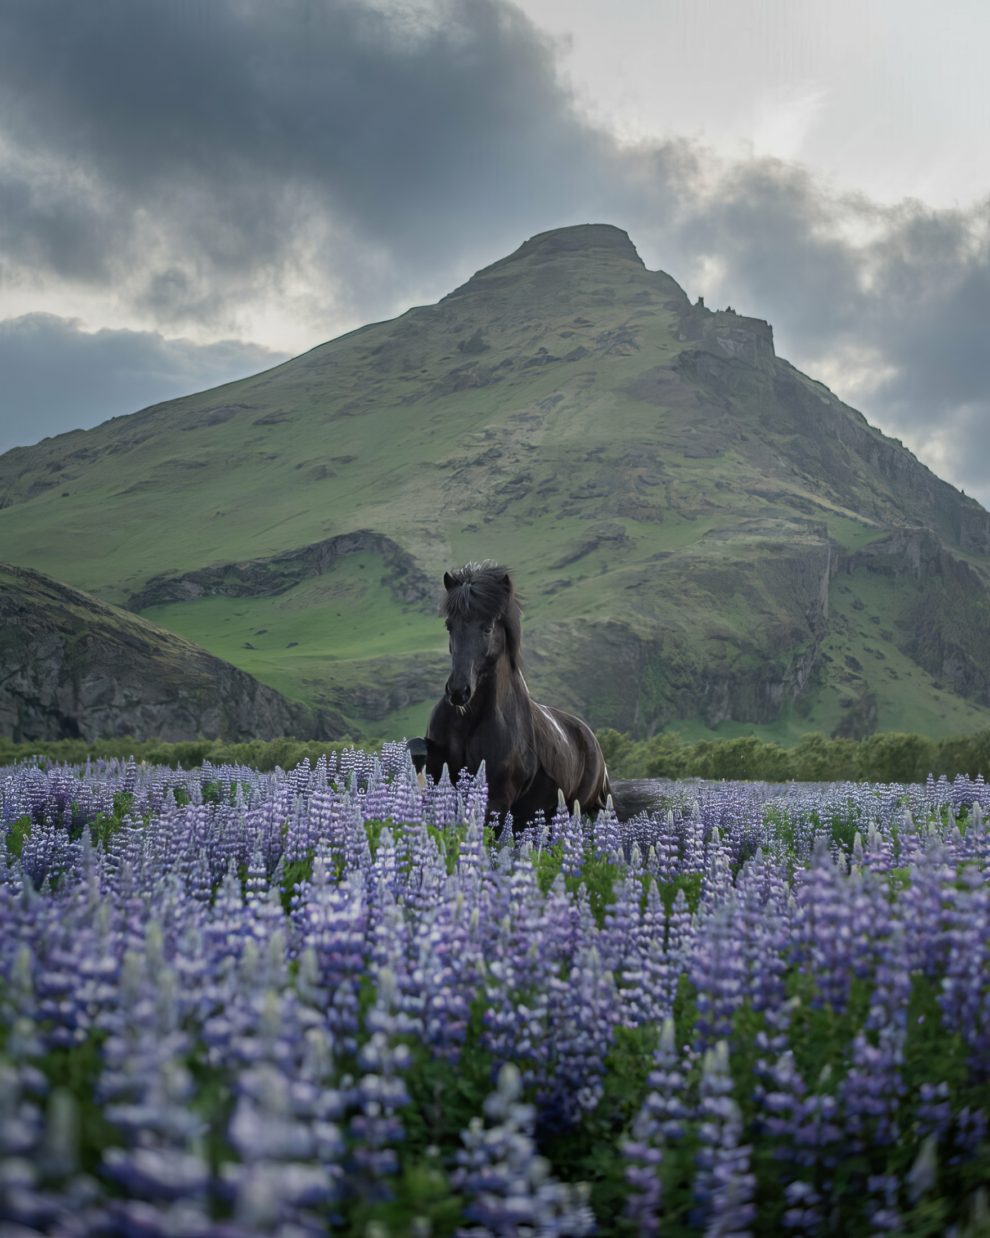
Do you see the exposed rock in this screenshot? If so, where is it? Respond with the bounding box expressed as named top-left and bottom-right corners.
top-left (127, 530), bottom-right (435, 612)
top-left (836, 528), bottom-right (990, 706)
top-left (550, 523), bottom-right (630, 569)
top-left (0, 563), bottom-right (342, 742)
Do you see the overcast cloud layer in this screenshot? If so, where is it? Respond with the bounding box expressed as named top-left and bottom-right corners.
top-left (0, 315), bottom-right (289, 444)
top-left (1, 0), bottom-right (988, 505)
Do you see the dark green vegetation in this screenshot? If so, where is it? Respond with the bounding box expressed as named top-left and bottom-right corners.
top-left (6, 725), bottom-right (990, 786)
top-left (0, 734), bottom-right (372, 771)
top-left (0, 561), bottom-right (342, 742)
top-left (598, 726), bottom-right (990, 785)
top-left (3, 223), bottom-right (990, 740)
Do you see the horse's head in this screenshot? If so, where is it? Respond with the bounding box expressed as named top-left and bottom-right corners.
top-left (441, 563), bottom-right (522, 710)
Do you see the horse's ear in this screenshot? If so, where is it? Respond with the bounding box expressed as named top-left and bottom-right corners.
top-left (502, 573), bottom-right (511, 590)
top-left (443, 571), bottom-right (456, 591)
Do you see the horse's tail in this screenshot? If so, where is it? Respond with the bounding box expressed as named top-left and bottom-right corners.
top-left (608, 778), bottom-right (664, 822)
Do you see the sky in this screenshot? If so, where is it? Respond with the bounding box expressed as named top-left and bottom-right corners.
top-left (1, 0), bottom-right (989, 504)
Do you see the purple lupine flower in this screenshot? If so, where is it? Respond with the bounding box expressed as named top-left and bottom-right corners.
top-left (938, 864), bottom-right (990, 1067)
top-left (916, 1081), bottom-right (952, 1143)
top-left (690, 902), bottom-right (747, 1051)
top-left (542, 944), bottom-right (619, 1126)
top-left (693, 1040), bottom-right (756, 1236)
top-left (454, 1063), bottom-right (595, 1237)
top-left (700, 826), bottom-right (733, 909)
top-left (652, 810), bottom-right (682, 881)
top-left (666, 887), bottom-right (695, 960)
top-left (559, 800), bottom-right (585, 878)
top-left (348, 968), bottom-right (411, 1197)
top-left (840, 1026), bottom-right (906, 1151)
top-left (427, 764), bottom-right (460, 830)
top-left (591, 797), bottom-right (621, 861)
top-left (622, 1017), bottom-right (689, 1232)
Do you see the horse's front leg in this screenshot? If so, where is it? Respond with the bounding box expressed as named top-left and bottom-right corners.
top-left (486, 759), bottom-right (540, 833)
top-left (406, 736), bottom-right (452, 789)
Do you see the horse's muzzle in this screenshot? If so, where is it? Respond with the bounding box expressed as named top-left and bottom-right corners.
top-left (446, 681), bottom-right (471, 709)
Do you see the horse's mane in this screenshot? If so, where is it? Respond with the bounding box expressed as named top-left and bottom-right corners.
top-left (441, 562), bottom-right (524, 672)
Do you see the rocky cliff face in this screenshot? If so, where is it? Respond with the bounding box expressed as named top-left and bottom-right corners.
top-left (837, 528), bottom-right (990, 707)
top-left (127, 529), bottom-right (435, 611)
top-left (0, 563), bottom-right (342, 742)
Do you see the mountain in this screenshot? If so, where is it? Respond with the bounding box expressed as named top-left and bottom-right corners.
top-left (0, 562), bottom-right (342, 742)
top-left (3, 222), bottom-right (990, 741)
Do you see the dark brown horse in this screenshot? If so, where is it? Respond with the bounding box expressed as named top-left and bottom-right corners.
top-left (408, 563), bottom-right (611, 828)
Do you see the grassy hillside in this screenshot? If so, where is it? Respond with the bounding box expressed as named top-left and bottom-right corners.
top-left (3, 223), bottom-right (990, 739)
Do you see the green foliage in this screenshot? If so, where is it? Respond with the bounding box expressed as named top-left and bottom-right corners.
top-left (88, 791), bottom-right (135, 850)
top-left (185, 1049), bottom-right (237, 1213)
top-left (428, 822), bottom-right (469, 875)
top-left (569, 854), bottom-right (626, 929)
top-left (856, 731), bottom-right (939, 784)
top-left (347, 1154), bottom-right (463, 1236)
top-left (791, 732), bottom-right (859, 781)
top-left (403, 997), bottom-right (495, 1157)
top-left (542, 1024), bottom-right (659, 1224)
top-left (362, 819), bottom-right (469, 879)
top-left (598, 725), bottom-right (990, 784)
top-left (5, 813), bottom-right (31, 858)
top-left (280, 853), bottom-right (316, 913)
top-left (655, 871), bottom-right (703, 916)
top-left (533, 841), bottom-right (565, 893)
top-left (0, 735), bottom-right (374, 771)
top-left (38, 1035), bottom-right (116, 1176)
top-left (5, 726), bottom-right (990, 789)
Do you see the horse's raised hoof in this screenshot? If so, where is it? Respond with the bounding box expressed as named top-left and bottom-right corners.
top-left (407, 737), bottom-right (428, 772)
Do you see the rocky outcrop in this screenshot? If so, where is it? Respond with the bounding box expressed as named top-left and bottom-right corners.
top-left (127, 530), bottom-right (435, 611)
top-left (0, 563), bottom-right (342, 742)
top-left (338, 655), bottom-right (450, 723)
top-left (837, 528), bottom-right (990, 707)
top-left (527, 613), bottom-right (824, 735)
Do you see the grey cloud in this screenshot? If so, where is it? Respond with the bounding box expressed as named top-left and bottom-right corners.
top-left (0, 0), bottom-right (610, 326)
top-left (0, 314), bottom-right (289, 452)
top-left (657, 161), bottom-right (990, 506)
top-left (0, 166), bottom-right (118, 283)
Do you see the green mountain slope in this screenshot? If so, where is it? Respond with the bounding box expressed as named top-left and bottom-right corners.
top-left (0, 562), bottom-right (342, 742)
top-left (3, 223), bottom-right (990, 740)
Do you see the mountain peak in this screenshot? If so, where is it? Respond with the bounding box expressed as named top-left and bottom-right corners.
top-left (443, 222), bottom-right (644, 303)
top-left (511, 223), bottom-right (641, 262)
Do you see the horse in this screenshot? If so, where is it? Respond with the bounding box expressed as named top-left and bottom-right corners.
top-left (407, 562), bottom-right (611, 829)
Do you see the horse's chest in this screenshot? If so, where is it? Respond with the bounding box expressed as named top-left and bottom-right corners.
top-left (465, 718), bottom-right (534, 786)
top-left (464, 730), bottom-right (496, 772)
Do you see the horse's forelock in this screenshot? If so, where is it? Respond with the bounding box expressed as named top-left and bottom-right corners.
top-left (441, 563), bottom-right (524, 671)
top-left (441, 563), bottom-right (511, 621)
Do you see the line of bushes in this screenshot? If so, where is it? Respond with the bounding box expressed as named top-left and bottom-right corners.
top-left (597, 727), bottom-right (990, 784)
top-left (0, 736), bottom-right (376, 772)
top-left (3, 727), bottom-right (990, 784)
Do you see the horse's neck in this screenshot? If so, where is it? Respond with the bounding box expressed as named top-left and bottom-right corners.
top-left (470, 655), bottom-right (527, 724)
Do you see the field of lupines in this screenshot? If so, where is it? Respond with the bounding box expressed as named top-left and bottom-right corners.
top-left (1, 746), bottom-right (989, 1235)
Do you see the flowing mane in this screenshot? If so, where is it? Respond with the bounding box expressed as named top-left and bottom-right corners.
top-left (440, 562), bottom-right (524, 673)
